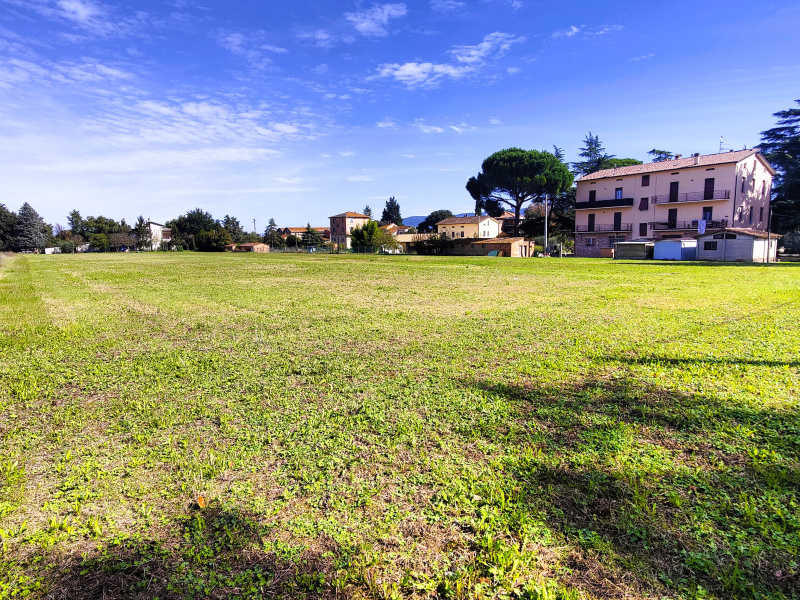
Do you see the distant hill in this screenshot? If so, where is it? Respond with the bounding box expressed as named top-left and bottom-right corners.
top-left (402, 216), bottom-right (427, 227)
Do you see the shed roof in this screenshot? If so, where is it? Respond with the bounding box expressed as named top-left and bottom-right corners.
top-left (579, 149), bottom-right (774, 181)
top-left (329, 212), bottom-right (370, 219)
top-left (693, 227), bottom-right (774, 239)
top-left (473, 237), bottom-right (526, 244)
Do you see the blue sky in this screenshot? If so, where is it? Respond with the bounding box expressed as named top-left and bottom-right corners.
top-left (1, 0), bottom-right (799, 229)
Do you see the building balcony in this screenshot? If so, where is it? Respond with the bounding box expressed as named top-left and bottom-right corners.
top-left (576, 223), bottom-right (633, 232)
top-left (651, 190), bottom-right (731, 204)
top-left (575, 198), bottom-right (634, 210)
top-left (650, 219), bottom-right (728, 231)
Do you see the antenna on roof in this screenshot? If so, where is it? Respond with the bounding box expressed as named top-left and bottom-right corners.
top-left (718, 136), bottom-right (729, 153)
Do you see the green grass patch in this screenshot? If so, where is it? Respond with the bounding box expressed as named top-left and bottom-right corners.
top-left (1, 252), bottom-right (798, 599)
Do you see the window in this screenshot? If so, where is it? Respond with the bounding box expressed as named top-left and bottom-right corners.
top-left (639, 197), bottom-right (648, 211)
top-left (762, 181), bottom-right (766, 196)
top-left (741, 177), bottom-right (746, 193)
top-left (461, 231), bottom-right (464, 238)
top-left (615, 187), bottom-right (623, 200)
top-left (639, 223), bottom-right (648, 237)
top-left (587, 213), bottom-right (595, 232)
top-left (350, 218), bottom-right (354, 223)
top-left (749, 207), bottom-right (754, 224)
top-left (759, 206), bottom-right (764, 221)
top-left (713, 233), bottom-right (724, 239)
top-left (589, 190), bottom-right (596, 202)
top-left (586, 237), bottom-right (595, 246)
top-left (725, 233), bottom-right (737, 239)
top-left (702, 206), bottom-right (713, 221)
top-left (609, 236), bottom-right (625, 244)
top-left (704, 241), bottom-right (718, 250)
top-left (641, 175), bottom-right (650, 187)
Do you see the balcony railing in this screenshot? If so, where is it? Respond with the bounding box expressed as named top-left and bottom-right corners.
top-left (652, 190), bottom-right (731, 204)
top-left (575, 197), bottom-right (634, 210)
top-left (650, 219), bottom-right (728, 231)
top-left (576, 223), bottom-right (633, 232)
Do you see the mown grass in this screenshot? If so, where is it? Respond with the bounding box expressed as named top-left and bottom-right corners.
top-left (0, 252), bottom-right (798, 600)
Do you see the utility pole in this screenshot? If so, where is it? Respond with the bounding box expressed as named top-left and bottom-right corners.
top-left (252, 219), bottom-right (257, 234)
top-left (543, 193), bottom-right (549, 256)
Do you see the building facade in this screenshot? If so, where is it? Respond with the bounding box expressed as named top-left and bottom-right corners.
top-left (147, 221), bottom-right (171, 250)
top-left (574, 150), bottom-right (774, 257)
top-left (436, 216), bottom-right (501, 239)
top-left (329, 212), bottom-right (370, 249)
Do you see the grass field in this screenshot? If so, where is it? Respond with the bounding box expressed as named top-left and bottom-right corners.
top-left (1, 252), bottom-right (799, 600)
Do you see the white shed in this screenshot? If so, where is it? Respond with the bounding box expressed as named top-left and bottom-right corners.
top-left (695, 228), bottom-right (778, 263)
top-left (654, 239), bottom-right (697, 261)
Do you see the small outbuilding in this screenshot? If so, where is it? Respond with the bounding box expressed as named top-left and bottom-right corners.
top-left (653, 239), bottom-right (697, 261)
top-left (613, 241), bottom-right (654, 260)
top-left (694, 228), bottom-right (777, 263)
top-left (235, 243), bottom-right (270, 253)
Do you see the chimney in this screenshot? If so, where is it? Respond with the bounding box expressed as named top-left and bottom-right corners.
top-left (675, 154), bottom-right (682, 160)
top-left (693, 153), bottom-right (700, 165)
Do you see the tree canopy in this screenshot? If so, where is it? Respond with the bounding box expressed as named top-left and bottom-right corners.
top-left (132, 216), bottom-right (153, 250)
top-left (263, 218), bottom-right (285, 248)
top-left (222, 215), bottom-right (246, 243)
top-left (362, 205), bottom-right (373, 219)
top-left (470, 148), bottom-right (573, 235)
top-left (301, 224), bottom-right (325, 246)
top-left (350, 221), bottom-right (398, 251)
top-left (760, 99), bottom-right (800, 233)
top-left (0, 204), bottom-right (17, 251)
top-left (381, 197), bottom-right (402, 225)
top-left (166, 208), bottom-right (217, 250)
top-left (14, 203), bottom-right (48, 251)
top-left (648, 149), bottom-right (674, 162)
top-left (418, 209), bottom-right (454, 233)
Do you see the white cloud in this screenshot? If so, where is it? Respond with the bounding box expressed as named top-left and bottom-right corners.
top-left (339, 151), bottom-right (356, 157)
top-left (415, 121), bottom-right (444, 134)
top-left (346, 175), bottom-right (373, 181)
top-left (552, 24), bottom-right (623, 39)
top-left (631, 53), bottom-right (654, 61)
top-left (57, 0), bottom-right (104, 24)
top-left (295, 28), bottom-right (336, 49)
top-left (214, 30), bottom-right (286, 70)
top-left (345, 3), bottom-right (407, 37)
top-left (376, 118), bottom-right (397, 128)
top-left (449, 122), bottom-right (476, 133)
top-left (401, 153), bottom-right (416, 158)
top-left (449, 32), bottom-right (525, 64)
top-left (374, 61), bottom-right (471, 87)
top-left (430, 0), bottom-right (465, 11)
top-left (489, 118), bottom-right (503, 125)
top-left (507, 66), bottom-right (519, 74)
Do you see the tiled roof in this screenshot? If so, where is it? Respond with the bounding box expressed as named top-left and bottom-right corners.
top-left (578, 150), bottom-right (772, 181)
top-left (436, 216), bottom-right (499, 225)
top-left (284, 227), bottom-right (329, 233)
top-left (473, 237), bottom-right (526, 244)
top-left (329, 212), bottom-right (370, 218)
top-left (238, 242), bottom-right (267, 247)
top-left (693, 227), bottom-right (774, 239)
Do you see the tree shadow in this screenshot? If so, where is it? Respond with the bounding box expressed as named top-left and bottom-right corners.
top-left (40, 505), bottom-right (339, 599)
top-left (457, 376), bottom-right (799, 599)
top-left (607, 354), bottom-right (800, 369)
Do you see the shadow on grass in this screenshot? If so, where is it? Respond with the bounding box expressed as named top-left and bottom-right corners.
top-left (42, 505), bottom-right (338, 600)
top-left (608, 354), bottom-right (800, 369)
top-left (460, 376), bottom-right (799, 600)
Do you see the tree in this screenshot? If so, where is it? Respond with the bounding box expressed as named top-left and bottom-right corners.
top-left (132, 216), bottom-right (153, 250)
top-left (381, 196), bottom-right (402, 225)
top-left (418, 209), bottom-right (453, 233)
top-left (301, 224), bottom-right (325, 247)
top-left (648, 149), bottom-right (674, 162)
top-left (195, 227), bottom-right (231, 251)
top-left (413, 234), bottom-right (452, 255)
top-left (285, 234), bottom-right (298, 248)
top-left (519, 186), bottom-right (576, 243)
top-left (109, 232), bottom-right (133, 251)
top-left (222, 215), bottom-right (246, 243)
top-left (67, 210), bottom-right (86, 239)
top-left (14, 202), bottom-right (48, 251)
top-left (166, 209), bottom-right (217, 250)
top-left (0, 204), bottom-right (17, 251)
top-left (350, 221), bottom-right (380, 247)
top-left (760, 99), bottom-right (800, 233)
top-left (572, 132), bottom-right (613, 176)
top-left (470, 148), bottom-right (574, 235)
top-left (363, 205), bottom-right (373, 219)
top-left (263, 218), bottom-right (285, 248)
top-left (89, 233), bottom-right (110, 252)
top-left (596, 157), bottom-right (643, 170)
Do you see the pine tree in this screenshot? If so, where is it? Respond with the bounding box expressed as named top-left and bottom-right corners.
top-left (132, 216), bottom-right (153, 250)
top-left (263, 218), bottom-right (285, 247)
top-left (363, 205), bottom-right (373, 218)
top-left (301, 223), bottom-right (324, 246)
top-left (760, 100), bottom-right (800, 232)
top-left (14, 202), bottom-right (48, 251)
top-left (572, 132), bottom-right (614, 176)
top-left (381, 196), bottom-right (402, 225)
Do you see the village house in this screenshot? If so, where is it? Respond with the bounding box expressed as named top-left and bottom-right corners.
top-left (147, 221), bottom-right (171, 251)
top-left (379, 223), bottom-right (415, 236)
top-left (574, 149), bottom-right (775, 258)
top-left (448, 237), bottom-right (535, 257)
top-left (329, 211), bottom-right (370, 249)
top-left (280, 227), bottom-right (330, 241)
top-left (436, 216), bottom-right (501, 239)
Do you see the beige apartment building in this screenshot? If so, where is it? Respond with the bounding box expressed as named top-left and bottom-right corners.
top-left (574, 149), bottom-right (774, 258)
top-left (329, 211), bottom-right (370, 249)
top-left (436, 216), bottom-right (501, 239)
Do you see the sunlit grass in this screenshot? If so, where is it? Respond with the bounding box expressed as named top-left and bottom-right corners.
top-left (1, 252), bottom-right (798, 599)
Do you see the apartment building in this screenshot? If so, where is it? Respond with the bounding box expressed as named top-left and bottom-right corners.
top-left (329, 211), bottom-right (370, 249)
top-left (147, 221), bottom-right (171, 251)
top-left (436, 216), bottom-right (501, 239)
top-left (574, 149), bottom-right (775, 258)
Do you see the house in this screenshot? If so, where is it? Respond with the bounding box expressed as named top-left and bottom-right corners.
top-left (379, 223), bottom-right (415, 236)
top-left (443, 237), bottom-right (535, 257)
top-left (280, 226), bottom-right (330, 241)
top-left (436, 216), bottom-right (501, 239)
top-left (574, 149), bottom-right (775, 258)
top-left (44, 247), bottom-right (61, 254)
top-left (329, 212), bottom-right (370, 249)
top-left (147, 221), bottom-right (172, 250)
top-left (224, 244), bottom-right (238, 252)
top-left (394, 233), bottom-right (432, 253)
top-left (694, 228), bottom-right (778, 262)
